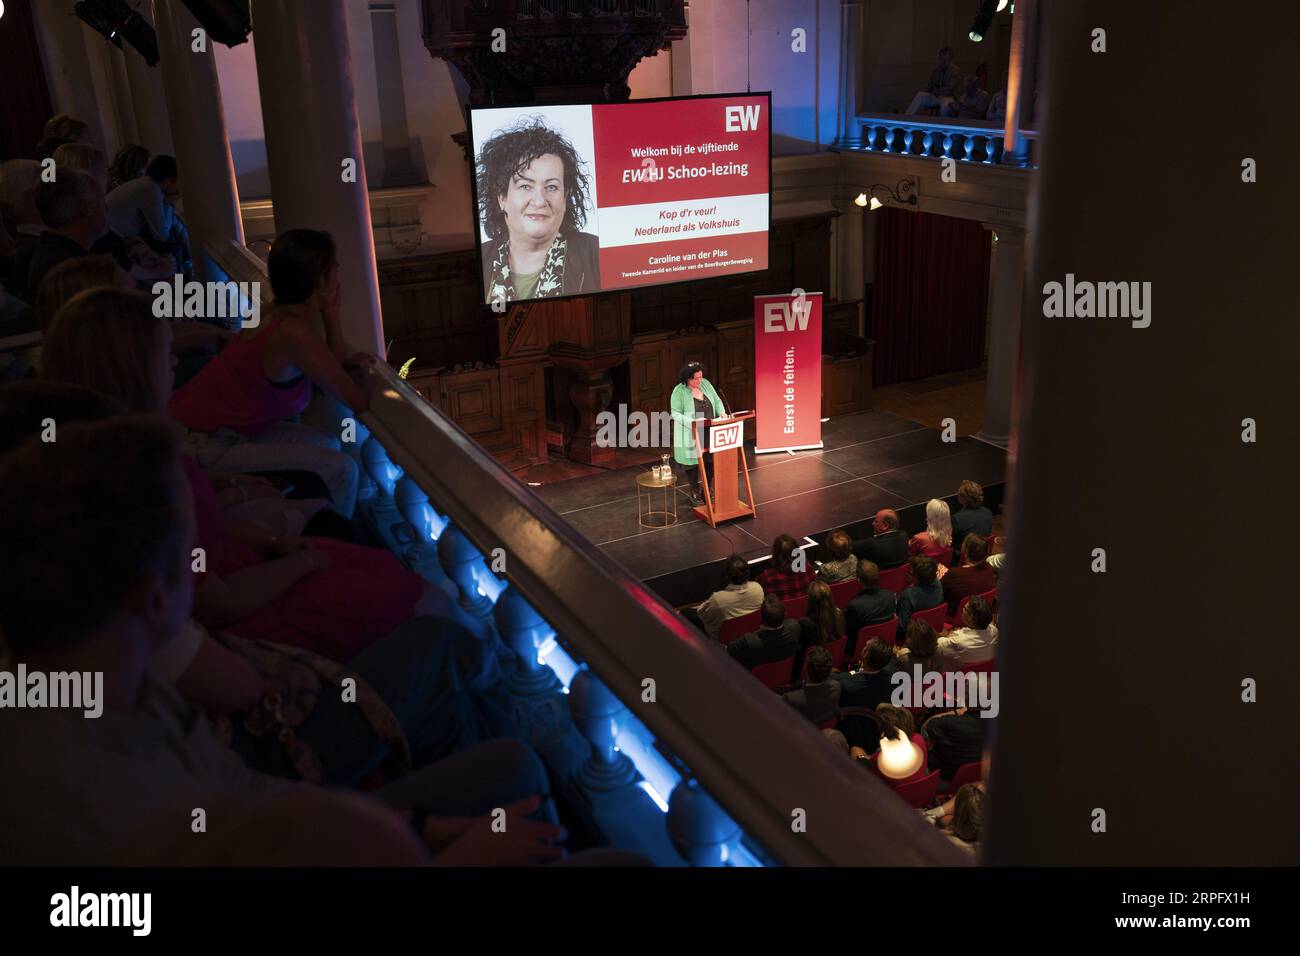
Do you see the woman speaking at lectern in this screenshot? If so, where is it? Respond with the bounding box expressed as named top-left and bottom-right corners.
top-left (671, 361), bottom-right (727, 505)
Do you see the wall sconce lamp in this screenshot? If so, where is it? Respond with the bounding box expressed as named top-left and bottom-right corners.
top-left (855, 179), bottom-right (918, 211)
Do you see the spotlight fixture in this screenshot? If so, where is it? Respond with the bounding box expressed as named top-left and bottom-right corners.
top-left (180, 0), bottom-right (252, 47)
top-left (74, 0), bottom-right (159, 65)
top-left (859, 178), bottom-right (917, 211)
top-left (969, 0), bottom-right (997, 42)
top-left (996, 0), bottom-right (1010, 10)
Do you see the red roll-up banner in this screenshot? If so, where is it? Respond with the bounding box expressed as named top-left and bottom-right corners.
top-left (753, 291), bottom-right (824, 453)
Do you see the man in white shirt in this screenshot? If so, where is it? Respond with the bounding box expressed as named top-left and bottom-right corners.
top-left (906, 47), bottom-right (961, 115)
top-left (686, 554), bottom-right (763, 639)
top-left (107, 154), bottom-right (179, 244)
top-left (937, 595), bottom-right (998, 666)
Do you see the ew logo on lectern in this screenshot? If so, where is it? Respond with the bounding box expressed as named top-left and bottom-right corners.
top-left (709, 420), bottom-right (744, 454)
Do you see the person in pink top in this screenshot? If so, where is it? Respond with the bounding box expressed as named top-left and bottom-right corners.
top-left (909, 498), bottom-right (955, 564)
top-left (41, 286), bottom-right (450, 662)
top-left (169, 229), bottom-right (374, 517)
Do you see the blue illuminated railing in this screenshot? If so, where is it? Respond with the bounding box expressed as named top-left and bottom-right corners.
top-left (849, 112), bottom-right (1038, 168)
top-left (345, 361), bottom-right (967, 867)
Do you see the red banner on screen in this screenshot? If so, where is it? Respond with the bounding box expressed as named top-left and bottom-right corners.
top-left (754, 292), bottom-right (823, 454)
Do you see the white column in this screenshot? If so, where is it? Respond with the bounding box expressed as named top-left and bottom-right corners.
top-left (1002, 0), bottom-right (1036, 166)
top-left (838, 201), bottom-right (865, 333)
top-left (124, 8), bottom-right (174, 154)
top-left (250, 0), bottom-right (384, 357)
top-left (152, 0), bottom-right (245, 282)
top-left (977, 224), bottom-right (1025, 447)
top-left (837, 0), bottom-right (863, 147)
top-left (31, 0), bottom-right (108, 148)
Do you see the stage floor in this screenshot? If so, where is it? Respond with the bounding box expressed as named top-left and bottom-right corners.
top-left (533, 410), bottom-right (1008, 606)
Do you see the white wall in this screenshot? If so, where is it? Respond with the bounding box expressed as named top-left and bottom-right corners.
top-left (683, 0), bottom-right (843, 154)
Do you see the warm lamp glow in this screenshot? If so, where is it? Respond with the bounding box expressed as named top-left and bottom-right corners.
top-left (868, 196), bottom-right (883, 211)
top-left (877, 732), bottom-right (924, 780)
top-left (854, 192), bottom-right (868, 207)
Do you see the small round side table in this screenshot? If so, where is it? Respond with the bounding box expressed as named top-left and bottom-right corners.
top-left (636, 469), bottom-right (678, 528)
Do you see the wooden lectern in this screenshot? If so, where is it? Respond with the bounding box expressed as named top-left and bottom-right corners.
top-left (692, 412), bottom-right (756, 527)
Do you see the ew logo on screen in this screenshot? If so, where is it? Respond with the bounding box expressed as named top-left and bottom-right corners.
top-left (724, 104), bottom-right (762, 131)
top-left (762, 299), bottom-right (812, 333)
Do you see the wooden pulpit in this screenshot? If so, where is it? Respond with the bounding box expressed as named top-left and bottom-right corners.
top-left (692, 412), bottom-right (756, 527)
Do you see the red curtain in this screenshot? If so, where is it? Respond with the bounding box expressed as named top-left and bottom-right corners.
top-left (0, 0), bottom-right (55, 159)
top-left (870, 207), bottom-right (992, 387)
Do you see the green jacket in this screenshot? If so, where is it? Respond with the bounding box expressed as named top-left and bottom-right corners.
top-left (670, 378), bottom-right (726, 466)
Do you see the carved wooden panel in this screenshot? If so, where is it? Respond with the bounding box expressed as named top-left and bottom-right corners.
top-left (440, 368), bottom-right (502, 436)
top-left (822, 353), bottom-right (872, 418)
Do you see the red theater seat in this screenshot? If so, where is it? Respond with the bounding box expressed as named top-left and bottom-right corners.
top-left (910, 603), bottom-right (949, 632)
top-left (718, 609), bottom-right (762, 646)
top-left (853, 615), bottom-right (900, 650)
top-left (877, 565), bottom-right (910, 594)
top-left (894, 769), bottom-right (943, 808)
top-left (751, 656), bottom-right (796, 690)
top-left (829, 579), bottom-right (858, 608)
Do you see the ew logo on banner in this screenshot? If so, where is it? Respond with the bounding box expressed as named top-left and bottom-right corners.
top-left (50, 886), bottom-right (151, 936)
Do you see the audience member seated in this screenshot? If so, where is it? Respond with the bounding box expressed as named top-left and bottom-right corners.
top-left (894, 618), bottom-right (942, 675)
top-left (793, 579), bottom-right (844, 680)
top-left (35, 114), bottom-right (89, 162)
top-left (815, 529), bottom-right (858, 583)
top-left (833, 637), bottom-right (897, 712)
top-left (754, 533), bottom-right (815, 603)
top-left (16, 170), bottom-right (107, 302)
top-left (896, 553), bottom-right (945, 637)
top-left (39, 287), bottom-right (448, 662)
top-left (822, 728), bottom-right (851, 756)
top-left (909, 498), bottom-right (954, 561)
top-left (941, 532), bottom-right (997, 617)
top-left (727, 594), bottom-right (800, 671)
top-left (0, 381), bottom-right (522, 782)
top-left (936, 596), bottom-right (998, 668)
top-left (843, 559), bottom-right (896, 657)
top-left (35, 254), bottom-right (226, 358)
top-left (108, 143), bottom-right (151, 192)
top-left (905, 47), bottom-right (960, 115)
top-left (782, 646), bottom-right (841, 724)
top-left (0, 417), bottom-right (568, 866)
top-left (922, 782), bottom-right (984, 854)
top-left (833, 639), bottom-right (899, 751)
top-left (51, 143), bottom-right (107, 184)
top-left (683, 553), bottom-right (763, 640)
top-left (168, 228), bottom-right (372, 517)
top-left (852, 508), bottom-right (909, 569)
top-left (944, 75), bottom-right (991, 119)
top-left (106, 154), bottom-right (190, 273)
top-left (951, 479), bottom-right (993, 554)
top-left (0, 160), bottom-right (45, 286)
top-left (923, 706), bottom-right (990, 784)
